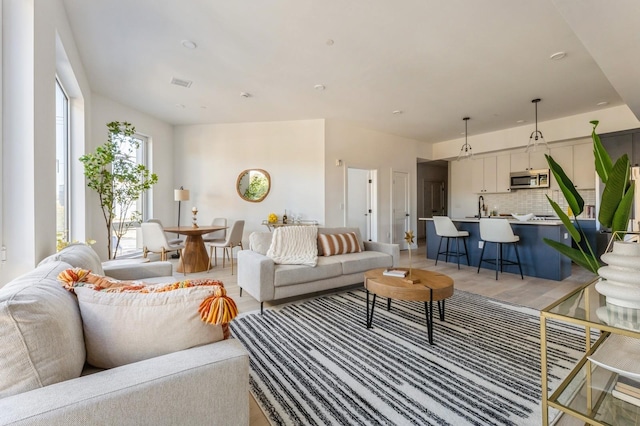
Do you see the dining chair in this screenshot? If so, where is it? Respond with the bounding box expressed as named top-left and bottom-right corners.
top-left (432, 216), bottom-right (470, 269)
top-left (477, 218), bottom-right (523, 280)
top-left (146, 218), bottom-right (183, 245)
top-left (206, 220), bottom-right (244, 274)
top-left (141, 222), bottom-right (186, 262)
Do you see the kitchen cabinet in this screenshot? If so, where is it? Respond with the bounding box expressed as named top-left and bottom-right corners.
top-left (471, 156), bottom-right (496, 193)
top-left (472, 155), bottom-right (511, 194)
top-left (496, 154), bottom-right (511, 193)
top-left (510, 150), bottom-right (548, 172)
top-left (572, 143), bottom-right (595, 189)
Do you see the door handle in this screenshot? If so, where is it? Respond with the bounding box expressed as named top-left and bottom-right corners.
top-left (405, 213), bottom-right (409, 217)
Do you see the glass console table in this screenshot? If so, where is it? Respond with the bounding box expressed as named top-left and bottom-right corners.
top-left (541, 278), bottom-right (640, 425)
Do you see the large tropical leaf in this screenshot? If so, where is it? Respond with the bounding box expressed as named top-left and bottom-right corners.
top-left (611, 182), bottom-right (635, 233)
top-left (543, 238), bottom-right (600, 274)
top-left (591, 120), bottom-right (613, 184)
top-left (545, 154), bottom-right (584, 215)
top-left (545, 195), bottom-right (581, 242)
top-left (599, 154), bottom-right (631, 228)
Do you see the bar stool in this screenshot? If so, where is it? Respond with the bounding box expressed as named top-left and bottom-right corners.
top-left (432, 216), bottom-right (470, 269)
top-left (477, 218), bottom-right (523, 280)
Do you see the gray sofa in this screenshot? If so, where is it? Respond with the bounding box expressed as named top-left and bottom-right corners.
top-left (237, 227), bottom-right (399, 313)
top-left (0, 244), bottom-right (249, 425)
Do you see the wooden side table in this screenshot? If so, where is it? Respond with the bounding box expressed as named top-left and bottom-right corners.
top-left (364, 268), bottom-right (454, 344)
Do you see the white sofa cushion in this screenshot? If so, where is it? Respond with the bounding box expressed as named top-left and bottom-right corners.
top-left (75, 285), bottom-right (227, 369)
top-left (38, 243), bottom-right (104, 276)
top-left (338, 251), bottom-right (394, 275)
top-left (0, 261), bottom-right (85, 398)
top-left (274, 256), bottom-right (343, 287)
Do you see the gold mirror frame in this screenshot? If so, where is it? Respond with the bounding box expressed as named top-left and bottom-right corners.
top-left (236, 169), bottom-right (271, 203)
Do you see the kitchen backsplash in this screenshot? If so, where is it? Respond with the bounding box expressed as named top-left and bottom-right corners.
top-left (480, 188), bottom-right (596, 219)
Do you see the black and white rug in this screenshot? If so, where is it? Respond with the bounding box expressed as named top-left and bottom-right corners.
top-left (231, 289), bottom-right (584, 425)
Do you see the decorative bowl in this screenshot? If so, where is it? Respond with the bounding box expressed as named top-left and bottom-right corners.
top-left (511, 213), bottom-right (535, 222)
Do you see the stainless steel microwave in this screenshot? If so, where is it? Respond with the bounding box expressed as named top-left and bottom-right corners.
top-left (510, 169), bottom-right (550, 189)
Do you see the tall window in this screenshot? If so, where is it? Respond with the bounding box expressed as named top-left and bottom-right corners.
top-left (114, 134), bottom-right (151, 256)
top-left (55, 79), bottom-right (70, 243)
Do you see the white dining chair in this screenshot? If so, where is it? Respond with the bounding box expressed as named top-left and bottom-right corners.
top-left (206, 220), bottom-right (244, 274)
top-left (477, 218), bottom-right (523, 280)
top-left (141, 222), bottom-right (186, 262)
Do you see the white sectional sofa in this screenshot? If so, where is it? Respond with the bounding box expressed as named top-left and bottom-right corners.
top-left (0, 244), bottom-right (249, 425)
top-left (237, 227), bottom-right (399, 313)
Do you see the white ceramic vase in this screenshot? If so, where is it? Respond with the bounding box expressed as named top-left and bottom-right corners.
top-left (596, 241), bottom-right (640, 309)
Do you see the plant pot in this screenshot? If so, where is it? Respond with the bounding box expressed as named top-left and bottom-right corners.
top-left (596, 241), bottom-right (640, 308)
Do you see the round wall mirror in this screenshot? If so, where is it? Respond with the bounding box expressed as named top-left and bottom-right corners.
top-left (237, 169), bottom-right (271, 202)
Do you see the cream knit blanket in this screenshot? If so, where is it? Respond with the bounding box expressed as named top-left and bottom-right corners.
top-left (266, 226), bottom-right (318, 267)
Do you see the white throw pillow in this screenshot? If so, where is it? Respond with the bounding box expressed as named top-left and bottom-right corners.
top-left (0, 261), bottom-right (85, 398)
top-left (75, 286), bottom-right (225, 368)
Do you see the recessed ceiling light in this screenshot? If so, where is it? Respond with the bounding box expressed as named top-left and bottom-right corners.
top-left (181, 40), bottom-right (197, 49)
top-left (314, 84), bottom-right (325, 91)
top-left (516, 119), bottom-right (526, 123)
top-left (240, 92), bottom-right (251, 98)
top-left (549, 51), bottom-right (566, 60)
top-left (326, 39), bottom-right (334, 46)
top-left (392, 110), bottom-right (403, 115)
top-left (597, 101), bottom-right (609, 106)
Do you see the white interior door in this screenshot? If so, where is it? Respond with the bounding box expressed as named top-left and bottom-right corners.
top-left (392, 171), bottom-right (409, 249)
top-left (347, 168), bottom-right (369, 240)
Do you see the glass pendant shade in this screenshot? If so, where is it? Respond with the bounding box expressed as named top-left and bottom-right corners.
top-left (525, 99), bottom-right (549, 153)
top-left (457, 117), bottom-right (473, 161)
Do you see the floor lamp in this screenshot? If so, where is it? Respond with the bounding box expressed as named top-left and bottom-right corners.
top-left (174, 187), bottom-right (190, 230)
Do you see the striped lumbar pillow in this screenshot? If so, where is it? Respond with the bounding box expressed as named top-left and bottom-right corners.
top-left (318, 232), bottom-right (362, 256)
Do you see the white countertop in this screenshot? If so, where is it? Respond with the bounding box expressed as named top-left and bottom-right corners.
top-left (419, 217), bottom-right (564, 226)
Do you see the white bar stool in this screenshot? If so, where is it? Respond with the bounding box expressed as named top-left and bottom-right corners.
top-left (432, 216), bottom-right (470, 269)
top-left (477, 218), bottom-right (523, 280)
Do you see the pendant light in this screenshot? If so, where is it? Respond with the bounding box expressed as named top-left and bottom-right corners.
top-left (525, 98), bottom-right (549, 153)
top-left (457, 117), bottom-right (473, 161)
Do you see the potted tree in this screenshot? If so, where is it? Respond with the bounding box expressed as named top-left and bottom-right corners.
top-left (544, 120), bottom-right (635, 273)
top-left (80, 121), bottom-right (158, 259)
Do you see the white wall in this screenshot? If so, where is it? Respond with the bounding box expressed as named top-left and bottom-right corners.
top-left (89, 94), bottom-right (174, 259)
top-left (324, 120), bottom-right (428, 244)
top-left (173, 120), bottom-right (325, 249)
top-left (1, 0), bottom-right (91, 284)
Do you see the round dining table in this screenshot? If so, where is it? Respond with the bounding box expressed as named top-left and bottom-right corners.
top-left (163, 225), bottom-right (227, 273)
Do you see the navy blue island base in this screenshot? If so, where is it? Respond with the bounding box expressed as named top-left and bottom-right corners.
top-left (423, 218), bottom-right (573, 281)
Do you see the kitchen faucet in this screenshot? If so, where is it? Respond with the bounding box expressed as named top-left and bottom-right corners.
top-left (478, 195), bottom-right (485, 218)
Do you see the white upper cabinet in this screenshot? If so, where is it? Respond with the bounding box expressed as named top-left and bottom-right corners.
top-left (471, 156), bottom-right (510, 193)
top-left (496, 154), bottom-right (511, 193)
top-left (510, 150), bottom-right (549, 171)
top-left (572, 143), bottom-right (595, 189)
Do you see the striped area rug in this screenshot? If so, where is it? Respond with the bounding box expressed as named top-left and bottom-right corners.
top-left (231, 289), bottom-right (584, 426)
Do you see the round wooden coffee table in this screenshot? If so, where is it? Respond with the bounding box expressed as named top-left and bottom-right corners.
top-left (364, 268), bottom-right (454, 345)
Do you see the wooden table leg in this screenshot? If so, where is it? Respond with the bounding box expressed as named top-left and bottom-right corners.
top-left (177, 234), bottom-right (210, 273)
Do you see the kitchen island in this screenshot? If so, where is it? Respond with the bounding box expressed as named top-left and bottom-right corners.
top-left (421, 217), bottom-right (572, 281)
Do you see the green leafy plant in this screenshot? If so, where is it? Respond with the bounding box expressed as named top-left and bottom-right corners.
top-left (80, 122), bottom-right (158, 259)
top-left (543, 120), bottom-right (635, 273)
top-left (243, 174), bottom-right (269, 199)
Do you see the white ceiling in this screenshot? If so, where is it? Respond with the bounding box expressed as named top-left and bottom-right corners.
top-left (60, 0), bottom-right (640, 144)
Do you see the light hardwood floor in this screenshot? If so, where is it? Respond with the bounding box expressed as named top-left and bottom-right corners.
top-left (160, 239), bottom-right (596, 425)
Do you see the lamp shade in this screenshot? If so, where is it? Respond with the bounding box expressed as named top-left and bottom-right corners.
top-left (174, 189), bottom-right (190, 201)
